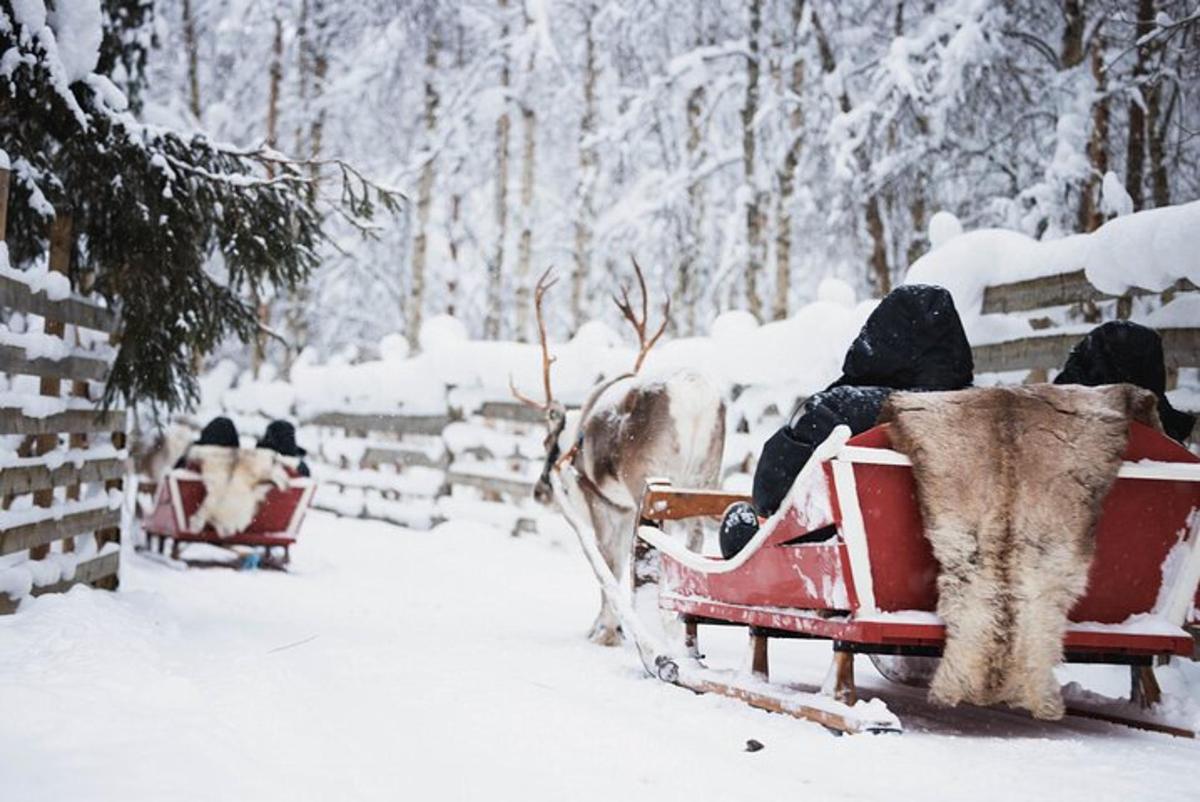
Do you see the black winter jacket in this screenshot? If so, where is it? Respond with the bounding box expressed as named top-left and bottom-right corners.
top-left (751, 285), bottom-right (974, 517)
top-left (1054, 320), bottom-right (1194, 443)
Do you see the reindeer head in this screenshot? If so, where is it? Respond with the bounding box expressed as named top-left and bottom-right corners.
top-left (510, 268), bottom-right (567, 505)
top-left (512, 260), bottom-right (670, 506)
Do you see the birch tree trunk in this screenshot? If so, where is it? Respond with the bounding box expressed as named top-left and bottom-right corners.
top-left (572, 9), bottom-right (598, 329)
top-left (515, 8), bottom-right (538, 342)
top-left (1146, 6), bottom-right (1173, 210)
top-left (308, 2), bottom-right (329, 195)
top-left (294, 0), bottom-right (309, 156)
top-left (1124, 0), bottom-right (1153, 211)
top-left (1060, 0), bottom-right (1086, 69)
top-left (772, 0), bottom-right (806, 321)
top-left (1147, 83), bottom-right (1174, 208)
top-left (253, 12), bottom-right (284, 379)
top-left (445, 23), bottom-right (467, 317)
top-left (486, 0), bottom-right (511, 340)
top-left (678, 80), bottom-right (705, 334)
top-left (742, 0), bottom-right (764, 319)
top-left (409, 30), bottom-right (440, 351)
top-left (182, 0), bottom-right (202, 120)
top-left (812, 6), bottom-right (890, 296)
top-left (1078, 34), bottom-right (1109, 233)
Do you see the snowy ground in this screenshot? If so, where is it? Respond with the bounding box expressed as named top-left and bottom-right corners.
top-left (1, 512), bottom-right (1198, 802)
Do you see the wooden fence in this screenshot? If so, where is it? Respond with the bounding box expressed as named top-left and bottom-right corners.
top-left (189, 400), bottom-right (558, 536)
top-left (973, 269), bottom-right (1200, 412)
top-left (179, 267), bottom-right (1199, 536)
top-left (0, 167), bottom-right (127, 614)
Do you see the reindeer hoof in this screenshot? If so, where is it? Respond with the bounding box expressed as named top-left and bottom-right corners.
top-left (588, 625), bottom-right (623, 647)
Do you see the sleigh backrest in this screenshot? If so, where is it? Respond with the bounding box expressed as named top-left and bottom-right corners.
top-left (828, 422), bottom-right (1200, 625)
top-left (144, 468), bottom-right (316, 538)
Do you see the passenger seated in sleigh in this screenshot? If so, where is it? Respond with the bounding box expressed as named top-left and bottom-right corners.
top-left (718, 285), bottom-right (1197, 558)
top-left (172, 417), bottom-right (311, 538)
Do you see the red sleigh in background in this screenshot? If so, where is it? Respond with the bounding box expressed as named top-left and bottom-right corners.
top-left (631, 421), bottom-right (1200, 735)
top-left (143, 467), bottom-right (317, 570)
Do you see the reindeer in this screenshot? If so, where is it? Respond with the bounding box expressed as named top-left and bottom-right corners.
top-left (511, 263), bottom-right (726, 646)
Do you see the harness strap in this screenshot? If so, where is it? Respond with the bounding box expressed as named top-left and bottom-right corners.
top-left (572, 459), bottom-right (634, 512)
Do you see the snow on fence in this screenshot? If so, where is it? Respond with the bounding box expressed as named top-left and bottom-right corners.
top-left (187, 204), bottom-right (1200, 537)
top-left (192, 379), bottom-right (783, 537)
top-left (908, 204), bottom-right (1200, 442)
top-left (0, 167), bottom-right (127, 613)
top-left (973, 270), bottom-right (1200, 380)
top-left (305, 400), bottom-right (562, 535)
top-left (187, 399), bottom-right (568, 536)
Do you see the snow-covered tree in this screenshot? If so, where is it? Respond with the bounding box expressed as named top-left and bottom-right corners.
top-left (1, 0), bottom-right (399, 407)
top-left (126, 0), bottom-right (1200, 365)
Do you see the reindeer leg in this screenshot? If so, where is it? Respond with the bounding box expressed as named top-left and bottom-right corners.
top-left (587, 503), bottom-right (627, 647)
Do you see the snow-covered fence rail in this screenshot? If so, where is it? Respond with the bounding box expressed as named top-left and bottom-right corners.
top-left (0, 167), bottom-right (126, 613)
top-left (972, 270), bottom-right (1200, 384)
top-left (291, 398), bottom-right (565, 535)
top-left (973, 328), bottom-right (1200, 375)
top-left (304, 411), bottom-right (451, 436)
top-left (302, 411), bottom-right (450, 530)
top-left (980, 269), bottom-right (1198, 317)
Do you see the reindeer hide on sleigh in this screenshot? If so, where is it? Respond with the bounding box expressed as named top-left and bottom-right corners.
top-left (186, 446), bottom-right (291, 538)
top-left (880, 383), bottom-right (1161, 719)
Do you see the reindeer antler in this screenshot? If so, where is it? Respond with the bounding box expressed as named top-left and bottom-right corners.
top-left (509, 267), bottom-right (559, 411)
top-left (613, 257), bottom-right (670, 373)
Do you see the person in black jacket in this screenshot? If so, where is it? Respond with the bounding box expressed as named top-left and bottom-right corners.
top-left (720, 284), bottom-right (974, 558)
top-left (1054, 320), bottom-right (1195, 443)
top-left (257, 420), bottom-right (311, 477)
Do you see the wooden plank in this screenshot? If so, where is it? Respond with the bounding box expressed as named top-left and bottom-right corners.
top-left (0, 344), bottom-right (109, 382)
top-left (30, 215), bottom-right (71, 561)
top-left (360, 445), bottom-right (449, 470)
top-left (98, 429), bottom-right (125, 551)
top-left (63, 373), bottom-right (91, 554)
top-left (1162, 329), bottom-right (1200, 371)
top-left (0, 507), bottom-right (121, 556)
top-left (477, 401), bottom-right (546, 424)
top-left (982, 269), bottom-right (1198, 315)
top-left (0, 167), bottom-right (8, 241)
top-left (0, 275), bottom-right (117, 333)
top-left (0, 457), bottom-right (125, 497)
top-left (445, 471), bottom-right (534, 498)
top-left (640, 485), bottom-right (752, 521)
top-left (0, 407), bottom-right (126, 435)
top-left (973, 327), bottom-right (1200, 374)
top-left (304, 411), bottom-right (450, 436)
top-left (0, 551), bottom-right (120, 615)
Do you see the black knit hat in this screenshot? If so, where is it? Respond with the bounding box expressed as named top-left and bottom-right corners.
top-left (257, 420), bottom-right (307, 457)
top-left (196, 416), bottom-right (239, 448)
top-left (1055, 320), bottom-right (1195, 443)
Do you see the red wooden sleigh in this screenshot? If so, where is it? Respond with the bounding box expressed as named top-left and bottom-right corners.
top-left (142, 467), bottom-right (317, 569)
top-left (632, 421), bottom-right (1200, 735)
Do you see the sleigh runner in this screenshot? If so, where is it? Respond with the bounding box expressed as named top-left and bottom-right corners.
top-left (620, 419), bottom-right (1200, 736)
top-left (143, 467), bottom-right (317, 570)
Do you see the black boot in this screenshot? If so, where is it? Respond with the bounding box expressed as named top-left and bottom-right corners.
top-left (719, 501), bottom-right (760, 559)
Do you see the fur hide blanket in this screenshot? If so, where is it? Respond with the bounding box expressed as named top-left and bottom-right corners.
top-left (187, 446), bottom-right (290, 538)
top-left (880, 383), bottom-right (1160, 719)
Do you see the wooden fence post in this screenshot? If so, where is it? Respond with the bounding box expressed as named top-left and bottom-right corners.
top-left (63, 363), bottom-right (90, 554)
top-left (0, 166), bottom-right (8, 241)
top-left (0, 167), bottom-right (12, 515)
top-left (30, 213), bottom-right (73, 560)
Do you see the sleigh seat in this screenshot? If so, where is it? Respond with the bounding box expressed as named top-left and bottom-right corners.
top-left (142, 466), bottom-right (317, 569)
top-left (639, 421), bottom-right (1200, 664)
